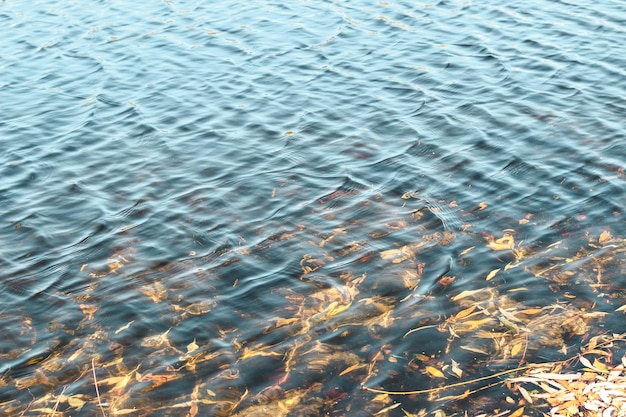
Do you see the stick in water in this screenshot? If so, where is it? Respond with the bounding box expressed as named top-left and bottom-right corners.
top-left (92, 358), bottom-right (107, 417)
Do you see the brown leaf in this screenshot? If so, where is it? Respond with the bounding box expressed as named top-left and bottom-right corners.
top-left (598, 230), bottom-right (612, 244)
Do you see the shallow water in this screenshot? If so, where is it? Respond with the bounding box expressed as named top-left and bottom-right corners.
top-left (1, 0), bottom-right (625, 415)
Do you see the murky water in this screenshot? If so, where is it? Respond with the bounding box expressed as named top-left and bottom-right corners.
top-left (1, 0), bottom-right (625, 415)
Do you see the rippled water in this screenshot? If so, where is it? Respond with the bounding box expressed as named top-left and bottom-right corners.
top-left (1, 0), bottom-right (625, 415)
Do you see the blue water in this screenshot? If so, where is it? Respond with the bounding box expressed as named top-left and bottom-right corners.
top-left (1, 0), bottom-right (625, 415)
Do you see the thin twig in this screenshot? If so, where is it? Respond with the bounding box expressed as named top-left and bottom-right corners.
top-left (49, 385), bottom-right (68, 417)
top-left (92, 358), bottom-right (107, 417)
top-left (362, 363), bottom-right (551, 396)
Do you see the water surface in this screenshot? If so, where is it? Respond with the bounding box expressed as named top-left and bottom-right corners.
top-left (1, 0), bottom-right (625, 415)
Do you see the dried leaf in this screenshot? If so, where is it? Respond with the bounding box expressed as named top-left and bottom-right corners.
top-left (372, 393), bottom-right (391, 403)
top-left (519, 308), bottom-right (543, 315)
top-left (451, 289), bottom-right (487, 301)
top-left (450, 360), bottom-right (463, 378)
top-left (509, 406), bottom-right (524, 417)
top-left (511, 342), bottom-right (523, 356)
top-left (579, 355), bottom-right (594, 370)
top-left (141, 329), bottom-right (172, 349)
top-left (592, 358), bottom-right (609, 373)
top-left (187, 338), bottom-right (199, 354)
top-left (598, 230), bottom-right (612, 244)
top-left (374, 403), bottom-right (401, 414)
top-left (486, 233), bottom-right (515, 251)
top-left (486, 268), bottom-right (500, 281)
top-left (459, 246), bottom-right (475, 256)
top-left (67, 396), bottom-right (86, 409)
top-left (518, 386), bottom-right (533, 404)
top-left (454, 305), bottom-right (477, 320)
top-left (339, 363), bottom-right (363, 376)
top-left (425, 366), bottom-right (445, 378)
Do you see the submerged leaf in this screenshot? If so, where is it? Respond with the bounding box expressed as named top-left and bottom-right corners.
top-left (598, 230), bottom-right (612, 244)
top-left (485, 268), bottom-right (500, 281)
top-left (187, 338), bottom-right (199, 354)
top-left (511, 342), bottom-right (523, 356)
top-left (425, 366), bottom-right (445, 378)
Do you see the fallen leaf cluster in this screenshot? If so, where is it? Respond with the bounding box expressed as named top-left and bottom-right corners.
top-left (1, 192), bottom-right (624, 417)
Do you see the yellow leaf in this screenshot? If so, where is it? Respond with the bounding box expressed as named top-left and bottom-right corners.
top-left (519, 308), bottom-right (543, 315)
top-left (459, 246), bottom-right (475, 256)
top-left (67, 396), bottom-right (85, 409)
top-left (599, 230), bottom-right (612, 244)
top-left (592, 358), bottom-right (609, 373)
top-left (339, 363), bottom-right (363, 376)
top-left (187, 338), bottom-right (199, 354)
top-left (108, 410), bottom-right (139, 415)
top-left (454, 305), bottom-right (477, 320)
top-left (425, 366), bottom-right (445, 378)
top-left (509, 406), bottom-right (524, 417)
top-left (451, 288), bottom-right (487, 301)
top-left (511, 342), bottom-right (523, 356)
top-left (455, 317), bottom-right (494, 333)
top-left (372, 393), bottom-right (390, 403)
top-left (486, 268), bottom-right (500, 281)
top-left (486, 233), bottom-right (515, 251)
